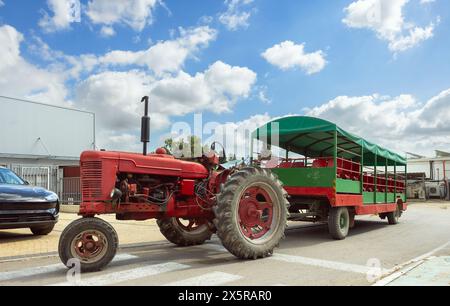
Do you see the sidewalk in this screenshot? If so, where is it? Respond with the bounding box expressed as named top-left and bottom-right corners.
top-left (388, 256), bottom-right (450, 286)
top-left (0, 213), bottom-right (166, 259)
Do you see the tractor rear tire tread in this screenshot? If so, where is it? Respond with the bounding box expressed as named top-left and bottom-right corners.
top-left (215, 167), bottom-right (289, 259)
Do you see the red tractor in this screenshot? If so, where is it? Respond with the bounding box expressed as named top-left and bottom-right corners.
top-left (59, 97), bottom-right (289, 272)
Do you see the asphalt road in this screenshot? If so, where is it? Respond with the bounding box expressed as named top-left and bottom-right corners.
top-left (0, 203), bottom-right (449, 286)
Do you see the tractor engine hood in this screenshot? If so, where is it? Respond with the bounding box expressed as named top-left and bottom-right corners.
top-left (81, 151), bottom-right (209, 179)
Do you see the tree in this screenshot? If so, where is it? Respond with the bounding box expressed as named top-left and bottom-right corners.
top-left (163, 136), bottom-right (208, 159)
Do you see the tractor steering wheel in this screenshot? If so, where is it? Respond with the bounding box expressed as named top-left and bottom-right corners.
top-left (210, 142), bottom-right (226, 164)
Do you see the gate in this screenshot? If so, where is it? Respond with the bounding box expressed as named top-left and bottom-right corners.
top-left (21, 167), bottom-right (50, 189)
top-left (9, 165), bottom-right (59, 192)
top-left (6, 164), bottom-right (81, 204)
top-left (60, 177), bottom-right (81, 204)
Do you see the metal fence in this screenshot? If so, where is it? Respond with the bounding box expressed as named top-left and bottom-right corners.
top-left (6, 164), bottom-right (81, 205)
top-left (60, 177), bottom-right (81, 204)
top-left (10, 165), bottom-right (59, 192)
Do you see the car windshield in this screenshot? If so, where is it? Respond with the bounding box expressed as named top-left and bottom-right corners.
top-left (0, 168), bottom-right (25, 185)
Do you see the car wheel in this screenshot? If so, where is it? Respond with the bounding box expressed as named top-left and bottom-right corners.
top-left (30, 224), bottom-right (55, 236)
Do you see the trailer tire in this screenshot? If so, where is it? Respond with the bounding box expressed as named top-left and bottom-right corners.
top-left (387, 205), bottom-right (401, 225)
top-left (215, 167), bottom-right (289, 259)
top-left (328, 207), bottom-right (350, 240)
top-left (157, 218), bottom-right (212, 247)
top-left (59, 217), bottom-right (118, 273)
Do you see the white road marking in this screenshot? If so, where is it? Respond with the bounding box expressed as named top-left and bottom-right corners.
top-left (200, 243), bottom-right (228, 253)
top-left (164, 271), bottom-right (242, 286)
top-left (373, 240), bottom-right (450, 286)
top-left (51, 262), bottom-right (189, 286)
top-left (271, 253), bottom-right (377, 275)
top-left (202, 243), bottom-right (380, 276)
top-left (0, 253), bottom-right (137, 283)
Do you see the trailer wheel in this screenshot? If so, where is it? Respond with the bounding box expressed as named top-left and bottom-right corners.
top-left (215, 167), bottom-right (289, 259)
top-left (328, 207), bottom-right (350, 240)
top-left (157, 218), bottom-right (212, 246)
top-left (59, 217), bottom-right (118, 273)
top-left (386, 205), bottom-right (402, 225)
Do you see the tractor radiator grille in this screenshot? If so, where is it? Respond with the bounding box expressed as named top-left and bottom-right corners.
top-left (81, 161), bottom-right (103, 200)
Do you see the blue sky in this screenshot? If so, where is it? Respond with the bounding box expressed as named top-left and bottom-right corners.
top-left (0, 0), bottom-right (449, 156)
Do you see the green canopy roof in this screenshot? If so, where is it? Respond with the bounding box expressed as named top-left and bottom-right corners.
top-left (252, 116), bottom-right (406, 166)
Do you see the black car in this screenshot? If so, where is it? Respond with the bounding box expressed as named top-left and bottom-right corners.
top-left (0, 167), bottom-right (59, 235)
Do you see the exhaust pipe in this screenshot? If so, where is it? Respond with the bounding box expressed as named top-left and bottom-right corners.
top-left (141, 96), bottom-right (150, 156)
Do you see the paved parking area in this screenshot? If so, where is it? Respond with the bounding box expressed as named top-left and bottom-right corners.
top-left (0, 202), bottom-right (449, 286)
top-left (0, 213), bottom-right (165, 259)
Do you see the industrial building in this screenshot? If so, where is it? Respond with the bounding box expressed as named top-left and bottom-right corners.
top-left (0, 96), bottom-right (95, 204)
top-left (407, 151), bottom-right (450, 200)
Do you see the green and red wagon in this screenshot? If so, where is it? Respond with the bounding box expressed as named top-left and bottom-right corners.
top-left (252, 116), bottom-right (407, 239)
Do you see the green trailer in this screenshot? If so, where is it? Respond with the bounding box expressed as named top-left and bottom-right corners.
top-left (252, 116), bottom-right (407, 240)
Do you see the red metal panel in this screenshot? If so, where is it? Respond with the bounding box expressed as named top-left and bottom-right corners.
top-left (284, 186), bottom-right (336, 205)
top-left (355, 203), bottom-right (397, 215)
top-left (335, 194), bottom-right (363, 207)
top-left (355, 202), bottom-right (407, 215)
top-left (62, 166), bottom-right (81, 178)
top-left (79, 201), bottom-right (161, 217)
top-left (180, 180), bottom-right (195, 196)
top-left (118, 152), bottom-right (208, 179)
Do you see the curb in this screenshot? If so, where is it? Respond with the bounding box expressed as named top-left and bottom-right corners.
top-left (60, 205), bottom-right (80, 214)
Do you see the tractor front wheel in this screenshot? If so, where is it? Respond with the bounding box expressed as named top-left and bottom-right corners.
top-left (157, 218), bottom-right (212, 246)
top-left (58, 217), bottom-right (118, 273)
top-left (215, 167), bottom-right (289, 259)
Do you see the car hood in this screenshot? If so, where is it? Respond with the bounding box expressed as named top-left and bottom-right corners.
top-left (0, 185), bottom-right (58, 203)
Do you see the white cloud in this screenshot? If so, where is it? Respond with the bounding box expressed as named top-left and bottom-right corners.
top-left (0, 1), bottom-right (4, 8)
top-left (258, 87), bottom-right (271, 104)
top-left (75, 70), bottom-right (160, 131)
top-left (75, 61), bottom-right (257, 150)
top-left (343, 0), bottom-right (436, 52)
top-left (219, 0), bottom-right (254, 31)
top-left (99, 26), bottom-right (217, 75)
top-left (261, 41), bottom-right (327, 75)
top-left (0, 25), bottom-right (69, 105)
top-left (30, 25), bottom-right (217, 79)
top-left (150, 61), bottom-right (257, 115)
top-left (39, 0), bottom-right (81, 32)
top-left (100, 26), bottom-right (116, 37)
top-left (86, 0), bottom-right (159, 32)
top-left (388, 25), bottom-right (434, 52)
top-left (420, 0), bottom-right (435, 4)
top-left (305, 89), bottom-right (450, 156)
top-left (206, 113), bottom-right (272, 158)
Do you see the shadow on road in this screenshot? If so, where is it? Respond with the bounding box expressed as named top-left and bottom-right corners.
top-left (0, 230), bottom-right (43, 244)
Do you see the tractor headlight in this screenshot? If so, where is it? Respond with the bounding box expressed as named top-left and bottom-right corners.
top-left (110, 188), bottom-right (122, 201)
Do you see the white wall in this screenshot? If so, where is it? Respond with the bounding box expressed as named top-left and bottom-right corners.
top-left (408, 159), bottom-right (450, 181)
top-left (0, 96), bottom-right (95, 159)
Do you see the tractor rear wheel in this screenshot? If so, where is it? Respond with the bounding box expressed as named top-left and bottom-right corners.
top-left (214, 167), bottom-right (289, 259)
top-left (58, 217), bottom-right (118, 273)
top-left (157, 218), bottom-right (212, 246)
